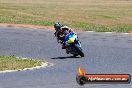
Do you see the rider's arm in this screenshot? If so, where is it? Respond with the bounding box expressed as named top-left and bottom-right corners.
top-left (69, 28), bottom-right (74, 33)
top-left (54, 31), bottom-right (57, 37)
top-left (56, 31), bottom-right (63, 44)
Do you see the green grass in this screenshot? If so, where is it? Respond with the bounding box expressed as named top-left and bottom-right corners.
top-left (0, 56), bottom-right (43, 71)
top-left (72, 23), bottom-right (132, 32)
top-left (0, 17), bottom-right (53, 26)
top-left (0, 0), bottom-right (132, 32)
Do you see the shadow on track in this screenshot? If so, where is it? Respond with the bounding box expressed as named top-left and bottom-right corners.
top-left (51, 56), bottom-right (81, 59)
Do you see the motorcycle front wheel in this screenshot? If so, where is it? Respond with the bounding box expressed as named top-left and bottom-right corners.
top-left (74, 45), bottom-right (84, 57)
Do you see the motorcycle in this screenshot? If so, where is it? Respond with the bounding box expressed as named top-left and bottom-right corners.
top-left (64, 32), bottom-right (84, 57)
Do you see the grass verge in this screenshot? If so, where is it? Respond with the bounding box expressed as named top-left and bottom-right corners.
top-left (0, 56), bottom-right (43, 71)
top-left (0, 0), bottom-right (132, 32)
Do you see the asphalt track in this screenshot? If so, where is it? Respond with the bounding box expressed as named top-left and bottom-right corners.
top-left (0, 26), bottom-right (132, 88)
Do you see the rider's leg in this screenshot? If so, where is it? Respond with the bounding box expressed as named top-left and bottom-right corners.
top-left (62, 42), bottom-right (66, 49)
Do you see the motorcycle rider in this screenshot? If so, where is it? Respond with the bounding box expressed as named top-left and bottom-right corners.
top-left (54, 22), bottom-right (74, 49)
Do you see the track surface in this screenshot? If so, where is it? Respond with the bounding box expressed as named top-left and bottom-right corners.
top-left (0, 26), bottom-right (132, 88)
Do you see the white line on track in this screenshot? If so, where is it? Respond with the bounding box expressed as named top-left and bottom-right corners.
top-left (86, 31), bottom-right (131, 35)
top-left (86, 31), bottom-right (95, 32)
top-left (122, 33), bottom-right (130, 35)
top-left (105, 32), bottom-right (113, 34)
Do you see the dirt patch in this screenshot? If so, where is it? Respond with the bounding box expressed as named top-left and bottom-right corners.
top-left (0, 23), bottom-right (54, 30)
top-left (0, 23), bottom-right (81, 32)
top-left (128, 30), bottom-right (132, 34)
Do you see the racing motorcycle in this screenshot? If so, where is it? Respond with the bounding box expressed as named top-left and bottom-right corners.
top-left (64, 32), bottom-right (84, 57)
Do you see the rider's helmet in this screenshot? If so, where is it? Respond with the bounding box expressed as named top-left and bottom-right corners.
top-left (54, 22), bottom-right (63, 31)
